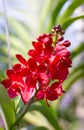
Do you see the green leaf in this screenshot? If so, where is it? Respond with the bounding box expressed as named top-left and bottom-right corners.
top-left (63, 64), bottom-right (84, 91)
top-left (69, 64), bottom-right (84, 77)
top-left (0, 85), bottom-right (15, 130)
top-left (39, 0), bottom-right (52, 32)
top-left (0, 34), bottom-right (28, 64)
top-left (13, 96), bottom-right (21, 110)
top-left (0, 128), bottom-right (4, 130)
top-left (30, 103), bottom-right (62, 130)
top-left (71, 43), bottom-right (84, 59)
top-left (46, 0), bottom-right (66, 32)
top-left (62, 14), bottom-right (84, 29)
top-left (56, 0), bottom-right (84, 24)
top-left (9, 19), bottom-right (31, 45)
top-left (32, 126), bottom-right (48, 130)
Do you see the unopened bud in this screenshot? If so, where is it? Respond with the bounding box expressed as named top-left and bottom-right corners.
top-left (58, 35), bottom-right (64, 42)
top-left (55, 24), bottom-right (61, 32)
top-left (61, 30), bottom-right (65, 34)
top-left (63, 40), bottom-right (71, 47)
top-left (52, 24), bottom-right (62, 33)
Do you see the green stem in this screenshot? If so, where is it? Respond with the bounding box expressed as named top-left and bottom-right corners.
top-left (11, 98), bottom-right (33, 129)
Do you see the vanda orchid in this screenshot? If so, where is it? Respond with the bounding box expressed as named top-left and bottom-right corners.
top-left (1, 25), bottom-right (72, 106)
top-left (1, 25), bottom-right (72, 129)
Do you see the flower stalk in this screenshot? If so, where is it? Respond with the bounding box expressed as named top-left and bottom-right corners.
top-left (11, 97), bottom-right (34, 129)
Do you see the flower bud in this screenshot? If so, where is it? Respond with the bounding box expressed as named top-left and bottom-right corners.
top-left (58, 35), bottom-right (64, 42)
top-left (61, 30), bottom-right (65, 34)
top-left (63, 40), bottom-right (71, 47)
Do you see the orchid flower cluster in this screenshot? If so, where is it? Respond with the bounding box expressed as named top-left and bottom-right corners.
top-left (1, 25), bottom-right (72, 106)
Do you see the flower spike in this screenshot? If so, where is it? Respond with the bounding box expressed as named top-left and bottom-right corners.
top-left (1, 25), bottom-right (72, 106)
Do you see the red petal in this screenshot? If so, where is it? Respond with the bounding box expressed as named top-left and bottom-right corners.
top-left (37, 34), bottom-right (52, 46)
top-left (46, 88), bottom-right (58, 101)
top-left (12, 83), bottom-right (23, 93)
top-left (37, 64), bottom-right (46, 73)
top-left (13, 63), bottom-right (21, 71)
top-left (25, 75), bottom-right (36, 89)
top-left (44, 46), bottom-right (53, 55)
top-left (32, 41), bottom-right (43, 53)
top-left (28, 49), bottom-right (40, 58)
top-left (50, 82), bottom-right (60, 89)
top-left (36, 90), bottom-right (44, 100)
top-left (28, 49), bottom-right (34, 57)
top-left (50, 82), bottom-right (63, 96)
top-left (56, 44), bottom-right (65, 51)
top-left (57, 69), bottom-right (69, 81)
top-left (8, 88), bottom-right (17, 98)
top-left (56, 86), bottom-right (63, 96)
top-left (38, 73), bottom-right (49, 85)
top-left (21, 86), bottom-right (35, 103)
top-left (6, 69), bottom-right (19, 81)
top-left (1, 79), bottom-right (11, 89)
top-left (20, 67), bottom-right (30, 77)
top-left (16, 54), bottom-right (27, 66)
top-left (27, 58), bottom-right (37, 71)
top-left (43, 36), bottom-right (52, 46)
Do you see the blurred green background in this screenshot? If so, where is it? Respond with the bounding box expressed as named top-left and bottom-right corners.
top-left (0, 0), bottom-right (84, 130)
